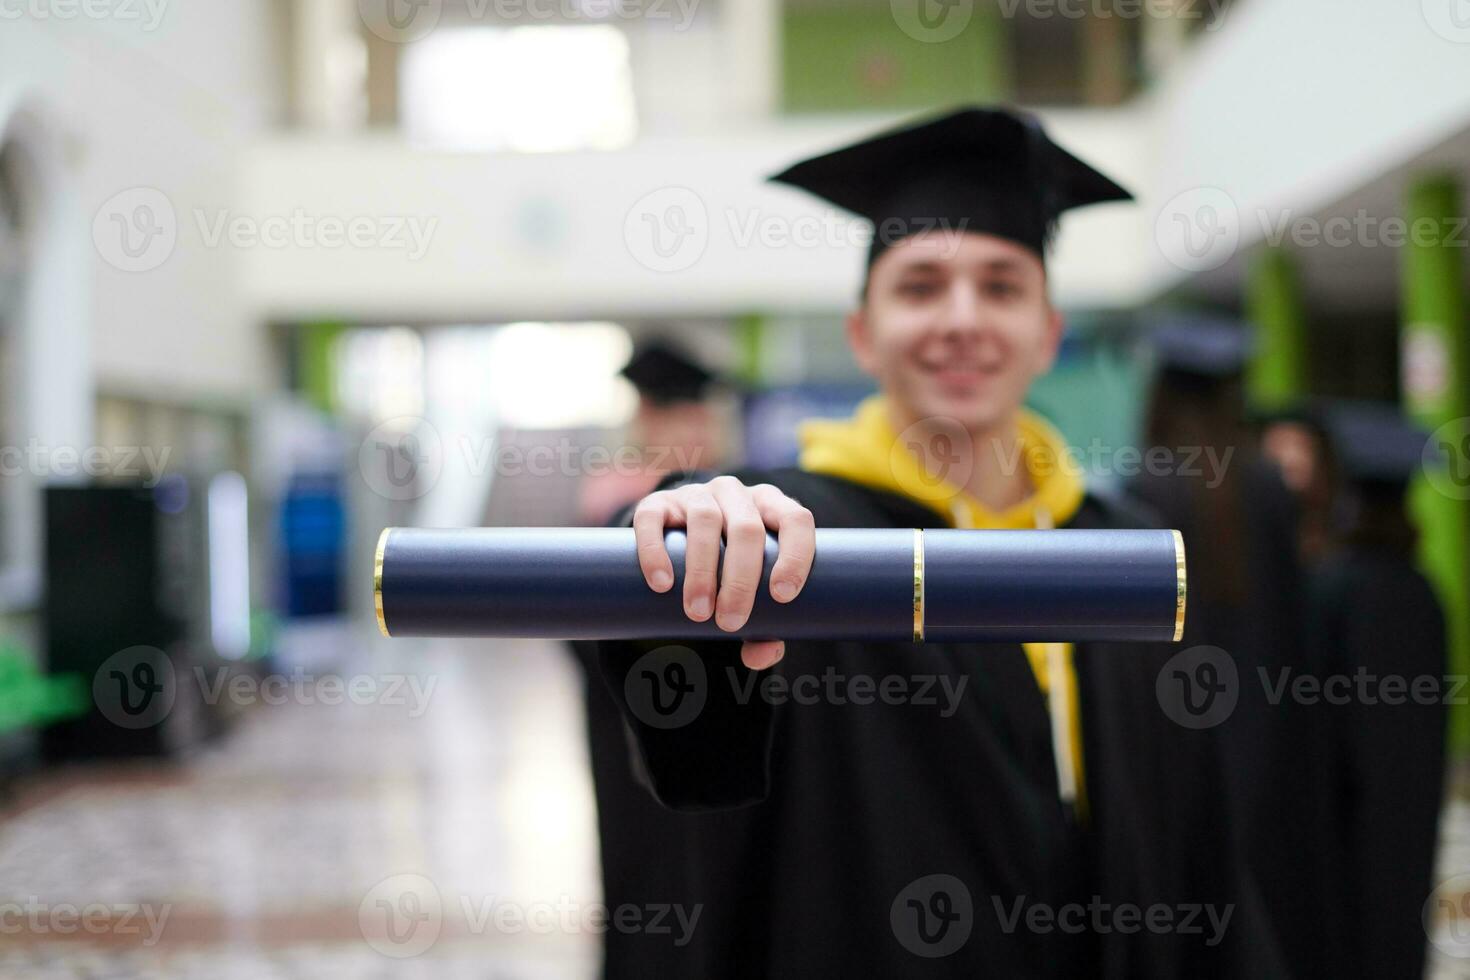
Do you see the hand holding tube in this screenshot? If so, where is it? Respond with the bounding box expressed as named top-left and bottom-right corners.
top-left (632, 476), bottom-right (816, 670)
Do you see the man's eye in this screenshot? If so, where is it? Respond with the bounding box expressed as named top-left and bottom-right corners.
top-left (985, 281), bottom-right (1021, 300)
top-left (898, 281), bottom-right (938, 298)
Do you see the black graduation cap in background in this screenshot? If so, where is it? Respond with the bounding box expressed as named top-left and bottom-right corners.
top-left (1148, 315), bottom-right (1253, 379)
top-left (619, 340), bottom-right (717, 406)
top-left (768, 106), bottom-right (1133, 267)
top-left (1319, 401), bottom-right (1435, 487)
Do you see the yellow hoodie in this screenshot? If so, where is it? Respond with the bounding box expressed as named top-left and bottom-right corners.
top-left (797, 395), bottom-right (1089, 814)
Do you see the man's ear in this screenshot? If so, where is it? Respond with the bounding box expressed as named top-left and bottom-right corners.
top-left (1036, 302), bottom-right (1065, 374)
top-left (845, 307), bottom-right (879, 378)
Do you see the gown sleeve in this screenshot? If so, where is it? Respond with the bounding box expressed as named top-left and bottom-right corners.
top-left (587, 467), bottom-right (853, 811)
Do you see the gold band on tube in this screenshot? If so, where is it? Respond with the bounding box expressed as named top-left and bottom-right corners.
top-left (913, 528), bottom-right (926, 643)
top-left (375, 527), bottom-right (393, 638)
top-left (1172, 529), bottom-right (1187, 643)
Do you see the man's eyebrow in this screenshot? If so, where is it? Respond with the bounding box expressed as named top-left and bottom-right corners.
top-left (978, 257), bottom-right (1026, 275)
top-left (892, 259), bottom-right (946, 275)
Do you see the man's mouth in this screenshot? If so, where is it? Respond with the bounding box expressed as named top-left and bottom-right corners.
top-left (919, 359), bottom-right (1003, 389)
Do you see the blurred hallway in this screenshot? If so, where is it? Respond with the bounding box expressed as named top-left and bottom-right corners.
top-left (0, 637), bottom-right (602, 979)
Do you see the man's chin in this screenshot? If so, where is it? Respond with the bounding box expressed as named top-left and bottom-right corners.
top-left (916, 392), bottom-right (1010, 433)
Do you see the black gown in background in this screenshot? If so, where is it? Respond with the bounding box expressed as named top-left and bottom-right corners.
top-left (578, 466), bottom-right (1281, 979)
top-left (1130, 458), bottom-right (1321, 976)
top-left (1310, 548), bottom-right (1447, 980)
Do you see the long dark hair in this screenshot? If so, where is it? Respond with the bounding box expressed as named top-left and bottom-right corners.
top-left (1144, 368), bottom-right (1253, 607)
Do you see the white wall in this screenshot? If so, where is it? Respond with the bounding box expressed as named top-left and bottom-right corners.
top-left (236, 107), bottom-right (1152, 321)
top-left (0, 1), bottom-right (288, 401)
top-left (1142, 0), bottom-right (1470, 292)
top-left (0, 1), bottom-right (287, 602)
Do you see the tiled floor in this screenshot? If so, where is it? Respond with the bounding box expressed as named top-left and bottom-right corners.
top-left (4, 630), bottom-right (1470, 978)
top-left (0, 632), bottom-right (602, 978)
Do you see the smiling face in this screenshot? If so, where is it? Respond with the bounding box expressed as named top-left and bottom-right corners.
top-left (847, 229), bottom-right (1064, 435)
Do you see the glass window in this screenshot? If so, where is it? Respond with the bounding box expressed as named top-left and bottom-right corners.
top-left (399, 26), bottom-right (638, 152)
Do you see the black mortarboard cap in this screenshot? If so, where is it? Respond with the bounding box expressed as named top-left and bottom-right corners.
top-left (620, 341), bottom-right (717, 405)
top-left (1320, 401), bottom-right (1434, 486)
top-left (768, 106), bottom-right (1133, 267)
top-left (1149, 315), bottom-right (1253, 379)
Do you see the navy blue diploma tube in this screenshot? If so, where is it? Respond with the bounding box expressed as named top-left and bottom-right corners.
top-left (375, 526), bottom-right (1185, 644)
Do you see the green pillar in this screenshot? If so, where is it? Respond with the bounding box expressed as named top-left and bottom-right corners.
top-left (1401, 174), bottom-right (1470, 752)
top-left (1244, 247), bottom-right (1308, 410)
top-left (735, 313), bottom-right (767, 388)
top-left (297, 321), bottom-right (346, 414)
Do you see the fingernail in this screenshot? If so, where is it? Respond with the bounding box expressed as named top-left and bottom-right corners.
top-left (717, 611), bottom-right (745, 633)
top-left (690, 596), bottom-right (711, 619)
top-left (772, 580), bottom-right (795, 602)
top-left (770, 643), bottom-right (786, 665)
top-left (651, 570), bottom-right (672, 591)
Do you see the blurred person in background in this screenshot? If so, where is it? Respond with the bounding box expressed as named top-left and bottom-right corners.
top-left (578, 107), bottom-right (1278, 978)
top-left (573, 338), bottom-right (726, 976)
top-left (1128, 318), bottom-right (1324, 977)
top-left (1260, 407), bottom-right (1337, 566)
top-left (578, 340), bottom-right (726, 526)
top-left (1309, 403), bottom-right (1447, 980)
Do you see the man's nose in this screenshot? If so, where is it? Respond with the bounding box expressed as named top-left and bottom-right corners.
top-left (937, 280), bottom-right (986, 336)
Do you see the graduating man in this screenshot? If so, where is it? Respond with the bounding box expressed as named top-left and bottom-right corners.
top-left (584, 107), bottom-right (1275, 978)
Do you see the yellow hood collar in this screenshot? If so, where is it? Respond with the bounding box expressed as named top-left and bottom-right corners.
top-left (797, 396), bottom-right (1085, 530)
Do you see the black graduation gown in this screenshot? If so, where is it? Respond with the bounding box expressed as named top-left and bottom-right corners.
top-left (1309, 548), bottom-right (1447, 980)
top-left (578, 466), bottom-right (1279, 979)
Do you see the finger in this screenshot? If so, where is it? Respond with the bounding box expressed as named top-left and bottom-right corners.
top-left (678, 486), bottom-right (723, 622)
top-left (741, 639), bottom-right (785, 671)
top-left (751, 485), bottom-right (816, 603)
top-left (632, 492), bottom-right (679, 593)
top-left (709, 477), bottom-right (767, 633)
